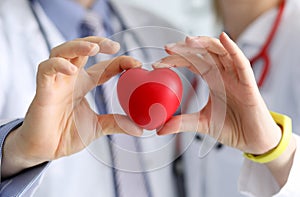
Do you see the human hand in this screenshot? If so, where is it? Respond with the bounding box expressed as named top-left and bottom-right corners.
top-left (154, 32), bottom-right (282, 156)
top-left (2, 37), bottom-right (142, 178)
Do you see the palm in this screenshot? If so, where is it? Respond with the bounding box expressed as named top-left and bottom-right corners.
top-left (24, 56), bottom-right (95, 160)
top-left (17, 37), bottom-right (142, 164)
top-left (203, 63), bottom-right (261, 151)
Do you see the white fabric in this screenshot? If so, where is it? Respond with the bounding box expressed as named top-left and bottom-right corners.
top-left (0, 0), bottom-right (182, 196)
top-left (109, 135), bottom-right (151, 197)
top-left (236, 0), bottom-right (300, 134)
top-left (239, 134), bottom-right (300, 197)
top-left (183, 0), bottom-right (300, 196)
top-left (236, 0), bottom-right (300, 196)
top-left (2, 0), bottom-right (300, 196)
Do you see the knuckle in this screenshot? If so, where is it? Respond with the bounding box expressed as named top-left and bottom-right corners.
top-left (50, 47), bottom-right (59, 57)
top-left (38, 57), bottom-right (64, 71)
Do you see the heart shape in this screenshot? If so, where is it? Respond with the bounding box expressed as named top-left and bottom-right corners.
top-left (117, 68), bottom-right (183, 130)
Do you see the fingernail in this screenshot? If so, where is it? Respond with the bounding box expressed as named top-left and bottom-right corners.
top-left (130, 59), bottom-right (142, 68)
top-left (186, 36), bottom-right (197, 41)
top-left (156, 129), bottom-right (168, 136)
top-left (222, 32), bottom-right (234, 43)
top-left (165, 43), bottom-right (176, 49)
top-left (134, 60), bottom-right (142, 67)
top-left (222, 31), bottom-right (229, 38)
top-left (153, 62), bottom-right (172, 68)
top-left (70, 64), bottom-right (78, 73)
top-left (99, 40), bottom-right (120, 53)
top-left (89, 44), bottom-right (100, 56)
top-left (127, 125), bottom-right (143, 136)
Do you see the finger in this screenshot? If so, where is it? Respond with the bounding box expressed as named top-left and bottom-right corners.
top-left (219, 32), bottom-right (256, 84)
top-left (156, 54), bottom-right (192, 67)
top-left (98, 114), bottom-right (143, 137)
top-left (186, 36), bottom-right (227, 55)
top-left (51, 37), bottom-right (120, 58)
top-left (38, 57), bottom-right (78, 79)
top-left (186, 36), bottom-right (233, 71)
top-left (157, 113), bottom-right (209, 135)
top-left (97, 56), bottom-right (142, 84)
top-left (154, 54), bottom-right (199, 73)
top-left (207, 52), bottom-right (225, 72)
top-left (164, 39), bottom-right (225, 74)
top-left (155, 52), bottom-right (221, 78)
top-left (50, 40), bottom-right (100, 59)
top-left (89, 56), bottom-right (141, 84)
top-left (78, 56), bottom-right (141, 95)
top-left (165, 41), bottom-right (188, 55)
top-left (165, 41), bottom-right (207, 56)
top-left (198, 51), bottom-right (225, 74)
top-left (77, 36), bottom-right (120, 54)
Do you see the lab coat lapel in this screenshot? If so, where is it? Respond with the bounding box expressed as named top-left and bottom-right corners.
top-left (24, 1), bottom-right (65, 67)
top-left (1, 0), bottom-right (65, 75)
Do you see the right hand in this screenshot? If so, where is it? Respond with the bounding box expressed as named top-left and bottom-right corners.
top-left (155, 32), bottom-right (296, 187)
top-left (155, 33), bottom-right (282, 155)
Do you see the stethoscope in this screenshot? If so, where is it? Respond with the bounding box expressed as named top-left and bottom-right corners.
top-left (250, 0), bottom-right (285, 88)
top-left (28, 1), bottom-right (152, 197)
top-left (174, 2), bottom-right (286, 194)
top-left (28, 0), bottom-right (148, 59)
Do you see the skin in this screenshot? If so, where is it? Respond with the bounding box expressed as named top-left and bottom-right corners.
top-left (1, 37), bottom-right (143, 178)
top-left (215, 0), bottom-right (281, 41)
top-left (75, 0), bottom-right (96, 9)
top-left (155, 32), bottom-right (296, 187)
top-left (1, 0), bottom-right (294, 191)
top-left (213, 0), bottom-right (294, 187)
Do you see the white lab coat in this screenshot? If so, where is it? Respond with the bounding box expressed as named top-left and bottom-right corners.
top-left (237, 0), bottom-right (300, 134)
top-left (171, 0), bottom-right (300, 196)
top-left (237, 0), bottom-right (300, 195)
top-left (1, 0), bottom-right (300, 197)
top-left (0, 0), bottom-right (186, 197)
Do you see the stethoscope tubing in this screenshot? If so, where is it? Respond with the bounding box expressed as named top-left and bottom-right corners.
top-left (250, 0), bottom-right (286, 88)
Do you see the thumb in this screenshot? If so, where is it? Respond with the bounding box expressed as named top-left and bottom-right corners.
top-left (98, 114), bottom-right (143, 137)
top-left (157, 113), bottom-right (209, 135)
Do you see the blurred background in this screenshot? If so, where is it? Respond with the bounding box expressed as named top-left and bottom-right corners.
top-left (124, 0), bottom-right (219, 36)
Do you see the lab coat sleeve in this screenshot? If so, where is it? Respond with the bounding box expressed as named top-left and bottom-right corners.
top-left (0, 119), bottom-right (49, 197)
top-left (0, 19), bottom-right (9, 116)
top-left (238, 134), bottom-right (300, 197)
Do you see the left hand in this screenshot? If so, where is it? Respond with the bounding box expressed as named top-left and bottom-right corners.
top-left (154, 33), bottom-right (282, 155)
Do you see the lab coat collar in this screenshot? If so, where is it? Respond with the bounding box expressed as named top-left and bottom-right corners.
top-left (236, 7), bottom-right (278, 52)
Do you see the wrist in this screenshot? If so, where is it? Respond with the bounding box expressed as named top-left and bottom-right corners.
top-left (244, 111), bottom-right (292, 163)
top-left (2, 126), bottom-right (42, 178)
top-left (256, 123), bottom-right (282, 155)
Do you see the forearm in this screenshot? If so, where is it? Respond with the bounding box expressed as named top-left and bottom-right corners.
top-left (263, 112), bottom-right (297, 188)
top-left (1, 126), bottom-right (36, 179)
top-left (0, 120), bottom-right (50, 196)
top-left (239, 134), bottom-right (299, 196)
top-left (241, 111), bottom-right (296, 188)
top-left (266, 135), bottom-right (297, 187)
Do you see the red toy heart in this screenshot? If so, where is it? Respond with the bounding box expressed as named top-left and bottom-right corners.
top-left (117, 68), bottom-right (183, 130)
